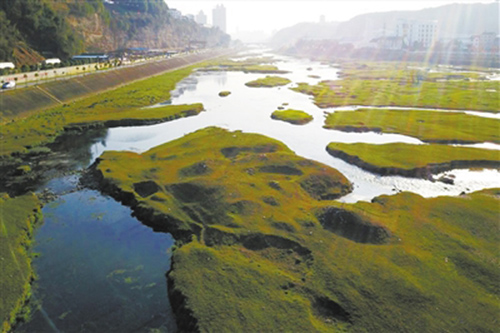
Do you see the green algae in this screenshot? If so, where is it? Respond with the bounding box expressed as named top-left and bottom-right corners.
top-left (271, 109), bottom-right (313, 125)
top-left (0, 65), bottom-right (203, 159)
top-left (89, 127), bottom-right (499, 332)
top-left (201, 58), bottom-right (289, 74)
top-left (291, 62), bottom-right (499, 112)
top-left (245, 76), bottom-right (292, 88)
top-left (327, 142), bottom-right (500, 177)
top-left (324, 109), bottom-right (500, 144)
top-left (218, 91), bottom-right (231, 97)
top-left (0, 193), bottom-right (42, 332)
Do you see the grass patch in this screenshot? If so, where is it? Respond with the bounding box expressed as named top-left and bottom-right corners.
top-left (0, 65), bottom-right (203, 159)
top-left (245, 76), bottom-right (292, 88)
top-left (291, 62), bottom-right (499, 112)
top-left (201, 58), bottom-right (289, 74)
top-left (271, 109), bottom-right (313, 125)
top-left (89, 127), bottom-right (499, 332)
top-left (0, 193), bottom-right (42, 332)
top-left (324, 109), bottom-right (500, 144)
top-left (218, 91), bottom-right (231, 97)
top-left (327, 142), bottom-right (500, 177)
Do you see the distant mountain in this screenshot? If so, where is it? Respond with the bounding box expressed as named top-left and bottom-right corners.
top-left (270, 2), bottom-right (499, 47)
top-left (0, 0), bottom-right (230, 66)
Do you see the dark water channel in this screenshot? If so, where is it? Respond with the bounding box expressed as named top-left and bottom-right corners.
top-left (16, 130), bottom-right (177, 332)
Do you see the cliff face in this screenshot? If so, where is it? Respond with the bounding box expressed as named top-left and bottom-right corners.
top-left (0, 0), bottom-right (229, 66)
top-left (70, 9), bottom-right (230, 52)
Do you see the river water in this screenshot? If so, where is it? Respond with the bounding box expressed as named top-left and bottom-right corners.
top-left (90, 52), bottom-right (500, 202)
top-left (18, 50), bottom-right (500, 332)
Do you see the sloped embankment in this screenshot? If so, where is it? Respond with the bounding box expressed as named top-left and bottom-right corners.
top-left (0, 50), bottom-right (230, 120)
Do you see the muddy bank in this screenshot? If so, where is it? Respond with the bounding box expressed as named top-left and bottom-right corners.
top-left (327, 146), bottom-right (500, 180)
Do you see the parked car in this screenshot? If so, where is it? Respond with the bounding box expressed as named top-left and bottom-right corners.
top-left (2, 81), bottom-right (15, 89)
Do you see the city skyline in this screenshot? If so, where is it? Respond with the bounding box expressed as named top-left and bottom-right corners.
top-left (167, 0), bottom-right (493, 36)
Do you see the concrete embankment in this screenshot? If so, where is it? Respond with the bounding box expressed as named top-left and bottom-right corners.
top-left (0, 50), bottom-right (232, 119)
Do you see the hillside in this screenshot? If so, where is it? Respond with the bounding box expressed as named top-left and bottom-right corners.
top-left (270, 21), bottom-right (340, 47)
top-left (0, 0), bottom-right (230, 66)
top-left (270, 2), bottom-right (499, 47)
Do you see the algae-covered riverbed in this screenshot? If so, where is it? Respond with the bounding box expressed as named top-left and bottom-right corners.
top-left (2, 49), bottom-right (499, 332)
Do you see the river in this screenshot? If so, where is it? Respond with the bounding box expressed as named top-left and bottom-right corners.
top-left (17, 50), bottom-right (500, 332)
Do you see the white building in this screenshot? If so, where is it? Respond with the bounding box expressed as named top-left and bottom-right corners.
top-left (196, 10), bottom-right (207, 25)
top-left (396, 19), bottom-right (438, 49)
top-left (212, 4), bottom-right (226, 33)
top-left (0, 62), bottom-right (15, 70)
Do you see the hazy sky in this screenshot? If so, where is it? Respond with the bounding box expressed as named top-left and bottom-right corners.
top-left (166, 0), bottom-right (494, 36)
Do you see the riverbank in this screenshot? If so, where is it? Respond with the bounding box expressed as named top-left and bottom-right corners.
top-left (0, 193), bottom-right (42, 332)
top-left (85, 126), bottom-right (500, 332)
top-left (326, 142), bottom-right (500, 179)
top-left (323, 109), bottom-right (500, 144)
top-left (0, 61), bottom-right (212, 195)
top-left (4, 49), bottom-right (499, 332)
top-left (290, 61), bottom-right (499, 113)
top-left (0, 49), bottom-right (232, 122)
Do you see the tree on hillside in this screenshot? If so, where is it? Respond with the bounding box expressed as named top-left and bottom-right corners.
top-left (0, 0), bottom-right (84, 59)
top-left (0, 12), bottom-right (21, 61)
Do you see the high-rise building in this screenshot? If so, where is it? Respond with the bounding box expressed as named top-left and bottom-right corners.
top-left (212, 4), bottom-right (226, 33)
top-left (196, 10), bottom-right (207, 25)
top-left (396, 19), bottom-right (438, 49)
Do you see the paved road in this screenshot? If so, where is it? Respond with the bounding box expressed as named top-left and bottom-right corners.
top-left (0, 48), bottom-right (236, 117)
top-left (0, 50), bottom-right (221, 93)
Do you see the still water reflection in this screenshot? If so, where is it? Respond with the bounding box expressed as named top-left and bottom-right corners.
top-left (19, 182), bottom-right (176, 332)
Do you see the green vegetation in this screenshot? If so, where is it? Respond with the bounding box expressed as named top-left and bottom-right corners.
top-left (0, 12), bottom-right (22, 63)
top-left (0, 0), bottom-right (229, 66)
top-left (90, 127), bottom-right (499, 332)
top-left (327, 142), bottom-right (500, 177)
top-left (66, 103), bottom-right (204, 129)
top-left (337, 62), bottom-right (496, 81)
top-left (0, 0), bottom-right (89, 60)
top-left (0, 65), bottom-right (201, 159)
top-left (245, 76), bottom-right (292, 88)
top-left (271, 109), bottom-right (313, 125)
top-left (218, 91), bottom-right (231, 97)
top-left (324, 109), bottom-right (500, 144)
top-left (291, 62), bottom-right (499, 112)
top-left (202, 59), bottom-right (289, 74)
top-left (0, 193), bottom-right (41, 332)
